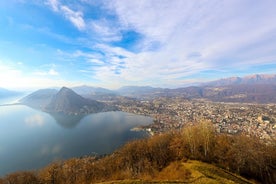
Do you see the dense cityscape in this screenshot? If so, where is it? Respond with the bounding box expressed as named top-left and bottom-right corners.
top-left (114, 97), bottom-right (276, 143)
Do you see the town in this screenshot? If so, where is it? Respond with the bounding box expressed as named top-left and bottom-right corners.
top-left (111, 97), bottom-right (276, 143)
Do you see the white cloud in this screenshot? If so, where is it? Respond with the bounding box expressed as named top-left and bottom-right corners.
top-left (46, 0), bottom-right (86, 30)
top-left (88, 58), bottom-right (104, 65)
top-left (88, 19), bottom-right (122, 42)
top-left (34, 69), bottom-right (59, 76)
top-left (46, 0), bottom-right (59, 12)
top-left (91, 47), bottom-right (209, 88)
top-left (49, 68), bottom-right (59, 75)
top-left (60, 5), bottom-right (86, 30)
top-left (87, 0), bottom-right (276, 87)
top-left (0, 62), bottom-right (79, 89)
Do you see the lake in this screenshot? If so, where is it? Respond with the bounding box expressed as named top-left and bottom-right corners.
top-left (0, 102), bottom-right (152, 176)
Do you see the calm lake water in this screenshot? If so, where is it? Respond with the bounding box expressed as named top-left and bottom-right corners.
top-left (0, 101), bottom-right (152, 176)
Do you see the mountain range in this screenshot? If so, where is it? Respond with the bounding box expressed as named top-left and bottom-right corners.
top-left (113, 74), bottom-right (276, 103)
top-left (7, 73), bottom-right (276, 106)
top-left (202, 74), bottom-right (276, 86)
top-left (169, 74), bottom-right (276, 103)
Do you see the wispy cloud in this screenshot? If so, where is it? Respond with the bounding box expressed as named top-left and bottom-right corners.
top-left (60, 5), bottom-right (86, 30)
top-left (46, 0), bottom-right (86, 30)
top-left (34, 69), bottom-right (59, 76)
top-left (88, 19), bottom-right (122, 42)
top-left (45, 0), bottom-right (59, 12)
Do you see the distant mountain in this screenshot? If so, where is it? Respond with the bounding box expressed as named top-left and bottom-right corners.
top-left (45, 87), bottom-right (117, 115)
top-left (0, 88), bottom-right (20, 98)
top-left (117, 86), bottom-right (158, 93)
top-left (18, 73), bottom-right (276, 106)
top-left (116, 86), bottom-right (165, 99)
top-left (110, 74), bottom-right (274, 103)
top-left (202, 84), bottom-right (276, 103)
top-left (164, 86), bottom-right (203, 99)
top-left (204, 74), bottom-right (276, 86)
top-left (19, 89), bottom-right (58, 109)
top-left (157, 84), bottom-right (276, 103)
top-left (72, 85), bottom-right (115, 95)
top-left (118, 74), bottom-right (276, 103)
top-left (72, 85), bottom-right (117, 100)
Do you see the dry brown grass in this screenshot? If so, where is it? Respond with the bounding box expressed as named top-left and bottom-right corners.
top-left (156, 161), bottom-right (191, 181)
top-left (96, 160), bottom-right (256, 184)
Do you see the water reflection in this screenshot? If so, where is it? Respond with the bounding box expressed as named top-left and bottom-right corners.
top-left (18, 103), bottom-right (86, 128)
top-left (49, 113), bottom-right (85, 128)
top-left (0, 105), bottom-right (152, 176)
top-left (25, 114), bottom-right (46, 127)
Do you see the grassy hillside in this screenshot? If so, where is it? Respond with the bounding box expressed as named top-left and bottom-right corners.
top-left (99, 160), bottom-right (255, 184)
top-left (1, 121), bottom-right (275, 184)
top-left (1, 160), bottom-right (255, 184)
top-left (81, 160), bottom-right (256, 184)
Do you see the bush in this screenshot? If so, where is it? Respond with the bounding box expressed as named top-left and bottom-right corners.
top-left (2, 171), bottom-right (38, 184)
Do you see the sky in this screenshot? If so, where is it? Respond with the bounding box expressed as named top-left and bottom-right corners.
top-left (0, 0), bottom-right (276, 90)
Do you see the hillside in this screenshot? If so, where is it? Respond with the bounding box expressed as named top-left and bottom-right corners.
top-left (0, 160), bottom-right (255, 184)
top-left (98, 160), bottom-right (254, 184)
top-left (19, 88), bottom-right (58, 109)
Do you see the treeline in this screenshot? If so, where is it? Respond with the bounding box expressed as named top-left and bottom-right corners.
top-left (1, 121), bottom-right (275, 184)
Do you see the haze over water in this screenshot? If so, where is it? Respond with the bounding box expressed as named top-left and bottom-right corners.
top-left (0, 101), bottom-right (152, 176)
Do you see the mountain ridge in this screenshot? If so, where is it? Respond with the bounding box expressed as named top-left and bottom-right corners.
top-left (19, 73), bottom-right (276, 104)
top-left (112, 74), bottom-right (276, 103)
top-left (19, 88), bottom-right (58, 109)
top-left (203, 74), bottom-right (276, 86)
top-left (72, 85), bottom-right (115, 96)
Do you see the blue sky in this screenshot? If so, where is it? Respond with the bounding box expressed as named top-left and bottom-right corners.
top-left (0, 0), bottom-right (276, 90)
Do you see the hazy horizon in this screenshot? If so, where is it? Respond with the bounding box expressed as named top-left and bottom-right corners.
top-left (1, 72), bottom-right (276, 92)
top-left (1, 0), bottom-right (276, 89)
